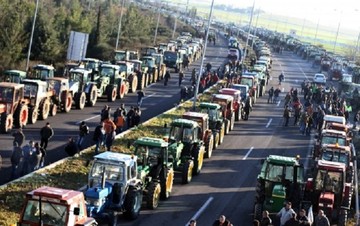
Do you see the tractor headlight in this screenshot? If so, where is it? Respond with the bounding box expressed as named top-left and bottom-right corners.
top-left (93, 199), bottom-right (102, 207)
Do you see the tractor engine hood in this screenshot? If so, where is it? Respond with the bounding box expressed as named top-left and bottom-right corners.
top-left (85, 183), bottom-right (113, 216)
top-left (69, 81), bottom-right (80, 93)
top-left (318, 192), bottom-right (334, 210)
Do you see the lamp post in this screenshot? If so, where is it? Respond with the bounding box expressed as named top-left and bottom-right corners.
top-left (172, 16), bottom-right (177, 39)
top-left (251, 6), bottom-right (261, 49)
top-left (25, 0), bottom-right (40, 72)
top-left (314, 17), bottom-right (320, 43)
top-left (242, 0), bottom-right (256, 69)
top-left (154, 2), bottom-right (161, 45)
top-left (115, 0), bottom-right (126, 50)
top-left (192, 0), bottom-right (215, 109)
top-left (333, 20), bottom-right (341, 54)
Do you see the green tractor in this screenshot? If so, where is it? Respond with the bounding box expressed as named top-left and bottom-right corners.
top-left (168, 118), bottom-right (206, 184)
top-left (198, 102), bottom-right (226, 148)
top-left (254, 155), bottom-right (305, 220)
top-left (133, 137), bottom-right (175, 209)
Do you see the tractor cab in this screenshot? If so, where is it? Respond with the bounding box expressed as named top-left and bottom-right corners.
top-left (22, 79), bottom-right (53, 107)
top-left (81, 58), bottom-right (101, 75)
top-left (231, 84), bottom-right (250, 104)
top-left (199, 102), bottom-right (223, 124)
top-left (141, 56), bottom-right (157, 72)
top-left (169, 119), bottom-right (202, 144)
top-left (254, 155), bottom-right (304, 219)
top-left (46, 78), bottom-right (69, 97)
top-left (28, 64), bottom-right (55, 81)
top-left (127, 60), bottom-right (143, 73)
top-left (68, 68), bottom-right (93, 93)
top-left (96, 64), bottom-right (121, 92)
top-left (1, 70), bottom-right (27, 83)
top-left (141, 47), bottom-right (158, 57)
top-left (18, 186), bottom-right (97, 226)
top-left (182, 112), bottom-right (210, 141)
top-left (212, 94), bottom-right (234, 121)
top-left (219, 88), bottom-right (242, 121)
top-left (314, 129), bottom-right (348, 158)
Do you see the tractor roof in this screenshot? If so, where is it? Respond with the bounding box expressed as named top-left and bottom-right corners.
top-left (323, 144), bottom-right (350, 152)
top-left (69, 68), bottom-right (92, 74)
top-left (199, 102), bottom-right (221, 110)
top-left (0, 82), bottom-right (24, 89)
top-left (46, 77), bottom-right (69, 83)
top-left (212, 94), bottom-right (234, 101)
top-left (28, 186), bottom-right (83, 204)
top-left (134, 137), bottom-right (168, 148)
top-left (101, 64), bottom-right (120, 70)
top-left (231, 84), bottom-right (249, 90)
top-left (266, 155), bottom-right (299, 165)
top-left (82, 58), bottom-right (101, 62)
top-left (242, 72), bottom-right (257, 77)
top-left (219, 88), bottom-right (241, 95)
top-left (141, 56), bottom-right (155, 60)
top-left (183, 111), bottom-right (208, 120)
top-left (22, 79), bottom-right (47, 86)
top-left (94, 151), bottom-right (137, 166)
top-left (324, 115), bottom-right (345, 125)
top-left (317, 159), bottom-right (346, 172)
top-left (321, 129), bottom-right (347, 137)
top-left (128, 60), bottom-right (142, 64)
top-left (33, 64), bottom-right (55, 70)
top-left (4, 70), bottom-right (27, 76)
top-left (171, 118), bottom-right (199, 128)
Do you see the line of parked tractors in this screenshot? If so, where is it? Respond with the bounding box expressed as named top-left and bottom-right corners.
top-left (0, 32), bottom-right (203, 134)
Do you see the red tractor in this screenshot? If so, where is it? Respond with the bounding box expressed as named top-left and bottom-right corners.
top-left (218, 88), bottom-right (243, 121)
top-left (182, 111), bottom-right (215, 158)
top-left (212, 94), bottom-right (235, 134)
top-left (313, 129), bottom-right (349, 159)
top-left (304, 160), bottom-right (352, 226)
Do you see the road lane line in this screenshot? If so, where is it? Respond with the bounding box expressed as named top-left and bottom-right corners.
top-left (185, 196), bottom-right (214, 226)
top-left (243, 147), bottom-right (254, 160)
top-left (266, 118), bottom-right (272, 128)
top-left (76, 115), bottom-right (100, 125)
top-left (281, 87), bottom-right (285, 92)
top-left (297, 63), bottom-right (309, 80)
top-left (276, 100), bottom-right (281, 107)
top-left (143, 93), bottom-right (157, 100)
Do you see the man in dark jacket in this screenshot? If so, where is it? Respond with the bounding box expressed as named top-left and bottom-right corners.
top-left (93, 122), bottom-right (104, 154)
top-left (297, 209), bottom-right (310, 226)
top-left (40, 122), bottom-right (54, 150)
top-left (12, 128), bottom-right (25, 146)
top-left (212, 215), bottom-right (231, 226)
top-left (65, 137), bottom-right (78, 156)
top-left (78, 121), bottom-right (89, 149)
top-left (284, 212), bottom-right (299, 226)
top-left (11, 142), bottom-right (23, 179)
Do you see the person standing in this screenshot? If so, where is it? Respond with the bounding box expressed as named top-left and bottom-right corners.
top-left (314, 210), bottom-right (330, 226)
top-left (179, 70), bottom-right (185, 86)
top-left (212, 215), bottom-right (232, 226)
top-left (164, 71), bottom-right (171, 86)
top-left (267, 87), bottom-right (274, 103)
top-left (10, 142), bottom-right (23, 180)
top-left (115, 113), bottom-right (125, 134)
top-left (65, 137), bottom-right (79, 156)
top-left (284, 212), bottom-right (299, 226)
top-left (274, 87), bottom-right (281, 103)
top-left (188, 219), bottom-right (196, 226)
top-left (132, 108), bottom-right (141, 127)
top-left (32, 142), bottom-right (43, 170)
top-left (277, 201), bottom-right (295, 226)
top-left (93, 122), bottom-right (105, 154)
top-left (40, 122), bottom-right (54, 150)
top-left (12, 128), bottom-right (25, 147)
top-left (21, 140), bottom-right (35, 176)
top-left (283, 105), bottom-right (291, 127)
top-left (297, 209), bottom-right (310, 226)
top-left (260, 210), bottom-right (272, 226)
top-left (103, 118), bottom-right (116, 151)
top-left (191, 68), bottom-right (196, 86)
top-left (137, 90), bottom-right (145, 108)
top-left (78, 121), bottom-right (89, 149)
top-left (126, 106), bottom-right (135, 129)
top-left (100, 105), bottom-right (110, 121)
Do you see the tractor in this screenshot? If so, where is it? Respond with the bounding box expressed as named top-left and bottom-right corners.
top-left (182, 111), bottom-right (215, 158)
top-left (46, 78), bottom-right (73, 113)
top-left (320, 57), bottom-right (331, 72)
top-left (304, 160), bottom-right (353, 226)
top-left (68, 68), bottom-right (98, 108)
top-left (0, 70), bottom-right (27, 83)
top-left (219, 88), bottom-right (243, 121)
top-left (18, 186), bottom-right (97, 226)
top-left (212, 94), bottom-right (235, 134)
top-left (163, 50), bottom-right (182, 73)
top-left (152, 53), bottom-right (167, 80)
top-left (133, 137), bottom-right (175, 209)
top-left (95, 63), bottom-right (129, 101)
top-left (198, 102), bottom-right (226, 148)
top-left (140, 47), bottom-right (158, 57)
top-left (168, 118), bottom-right (206, 183)
top-left (115, 61), bottom-right (137, 94)
top-left (239, 74), bottom-right (258, 104)
top-left (127, 59), bottom-right (149, 90)
top-left (85, 152), bottom-right (143, 223)
top-left (141, 56), bottom-right (159, 83)
top-left (81, 58), bottom-right (102, 77)
top-left (254, 155), bottom-right (305, 220)
top-left (0, 82), bottom-right (29, 133)
top-left (313, 129), bottom-right (349, 158)
top-left (22, 79), bottom-right (56, 124)
top-left (114, 50), bottom-right (139, 62)
top-left (329, 62), bottom-right (344, 81)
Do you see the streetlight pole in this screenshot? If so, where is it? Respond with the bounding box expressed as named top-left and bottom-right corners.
top-left (314, 18), bottom-right (320, 43)
top-left (354, 31), bottom-right (360, 61)
top-left (172, 17), bottom-right (177, 39)
top-left (153, 2), bottom-right (161, 45)
top-left (115, 0), bottom-right (126, 50)
top-left (26, 0), bottom-right (40, 72)
top-left (251, 7), bottom-right (260, 49)
top-left (300, 18), bottom-right (306, 38)
top-left (333, 20), bottom-right (341, 54)
top-left (192, 0), bottom-right (215, 109)
top-left (242, 0), bottom-right (256, 68)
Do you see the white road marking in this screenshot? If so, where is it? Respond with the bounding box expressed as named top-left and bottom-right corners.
top-left (297, 63), bottom-right (308, 80)
top-left (295, 79), bottom-right (298, 83)
top-left (76, 115), bottom-right (99, 125)
top-left (266, 118), bottom-right (273, 128)
top-left (277, 100), bottom-right (281, 107)
top-left (185, 196), bottom-right (214, 226)
top-left (243, 147), bottom-right (254, 160)
top-left (281, 87), bottom-right (285, 92)
top-left (143, 93), bottom-right (157, 100)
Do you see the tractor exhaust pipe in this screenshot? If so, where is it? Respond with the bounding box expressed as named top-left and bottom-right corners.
top-left (101, 167), bottom-right (106, 189)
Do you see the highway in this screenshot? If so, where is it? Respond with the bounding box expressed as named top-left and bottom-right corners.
top-left (0, 35), bottom-right (229, 185)
top-left (110, 48), bottom-right (321, 225)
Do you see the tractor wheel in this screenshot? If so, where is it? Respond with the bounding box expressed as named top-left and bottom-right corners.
top-left (146, 182), bottom-right (161, 209)
top-left (235, 108), bottom-right (241, 121)
top-left (123, 186), bottom-right (142, 220)
top-left (62, 92), bottom-right (72, 113)
top-left (75, 92), bottom-right (86, 110)
top-left (160, 168), bottom-right (174, 200)
top-left (119, 82), bottom-right (126, 99)
top-left (49, 104), bottom-right (57, 116)
top-left (124, 82), bottom-right (129, 95)
top-left (14, 104), bottom-right (28, 128)
top-left (137, 73), bottom-right (145, 90)
top-left (39, 99), bottom-right (50, 120)
top-left (205, 134), bottom-right (214, 158)
top-left (28, 107), bottom-right (38, 124)
top-left (107, 87), bottom-right (117, 102)
top-left (225, 119), bottom-right (230, 135)
top-left (86, 85), bottom-right (98, 107)
top-left (1, 113), bottom-right (13, 133)
top-left (193, 147), bottom-right (204, 175)
top-left (338, 209), bottom-right (347, 226)
top-left (253, 203), bottom-right (263, 221)
top-left (213, 132), bottom-right (219, 149)
top-left (219, 123), bottom-right (225, 144)
top-left (230, 113), bottom-right (235, 131)
top-left (181, 160), bottom-right (194, 184)
top-left (153, 70), bottom-right (158, 83)
top-left (148, 73), bottom-right (153, 85)
top-left (130, 76), bottom-right (138, 93)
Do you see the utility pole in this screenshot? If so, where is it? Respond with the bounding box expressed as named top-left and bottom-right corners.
top-left (242, 0), bottom-right (256, 70)
top-left (333, 20), bottom-right (341, 54)
top-left (172, 17), bottom-right (177, 39)
top-left (153, 0), bottom-right (161, 45)
top-left (26, 0), bottom-right (40, 72)
top-left (251, 7), bottom-right (260, 49)
top-left (115, 0), bottom-right (126, 50)
top-left (186, 0), bottom-right (189, 15)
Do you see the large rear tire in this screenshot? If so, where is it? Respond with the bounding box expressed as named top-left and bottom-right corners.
top-left (28, 107), bottom-right (38, 124)
top-left (213, 132), bottom-right (219, 149)
top-left (137, 73), bottom-right (145, 90)
top-left (86, 85), bottom-right (98, 107)
top-left (205, 134), bottom-right (214, 158)
top-left (49, 104), bottom-right (57, 116)
top-left (61, 92), bottom-right (72, 113)
top-left (181, 160), bottom-right (193, 184)
top-left (107, 87), bottom-right (117, 102)
top-left (14, 104), bottom-right (28, 128)
top-left (123, 186), bottom-right (142, 220)
top-left (119, 83), bottom-right (126, 99)
top-left (146, 182), bottom-right (161, 209)
top-left (219, 122), bottom-right (225, 144)
top-left (75, 92), bottom-right (86, 110)
top-left (225, 119), bottom-right (230, 135)
top-left (193, 147), bottom-right (204, 175)
top-left (39, 99), bottom-right (50, 120)
top-left (130, 75), bottom-right (138, 93)
top-left (230, 113), bottom-right (235, 131)
top-left (254, 203), bottom-right (263, 221)
top-left (160, 168), bottom-right (174, 200)
top-left (1, 113), bottom-right (13, 133)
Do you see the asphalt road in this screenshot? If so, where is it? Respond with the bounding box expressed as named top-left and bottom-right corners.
top-left (110, 49), bottom-right (321, 225)
top-left (0, 35), bottom-right (229, 185)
